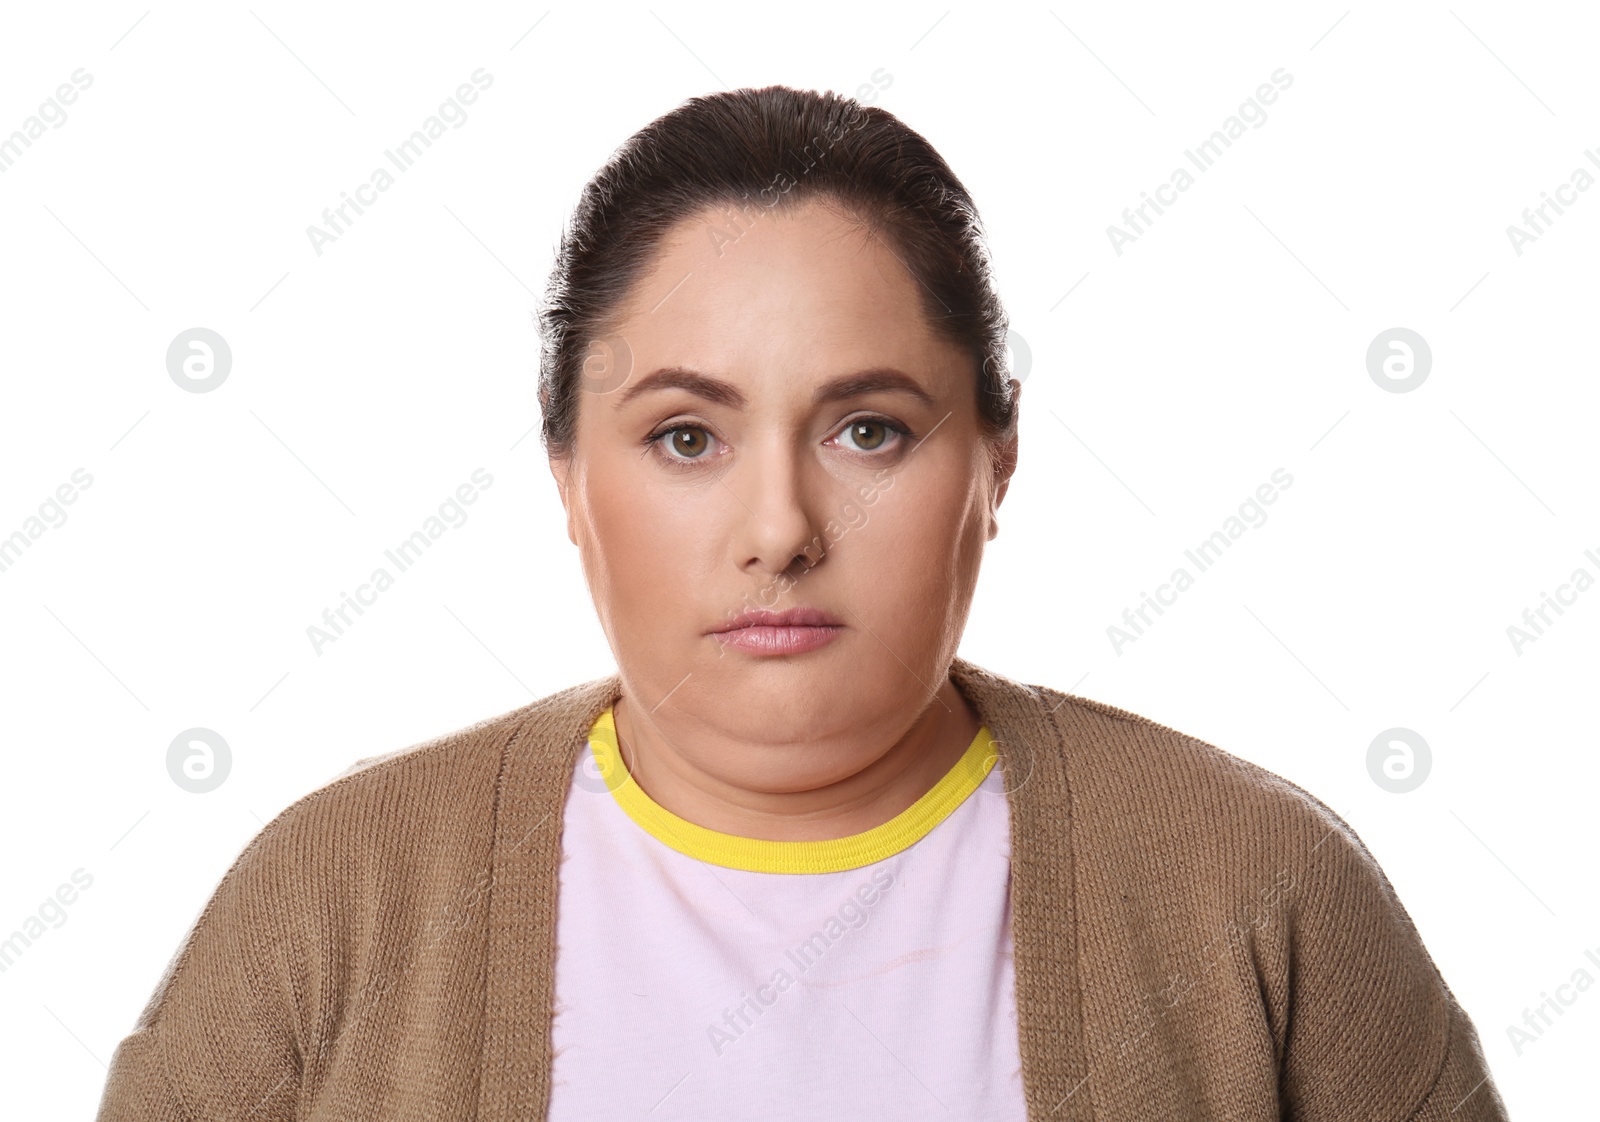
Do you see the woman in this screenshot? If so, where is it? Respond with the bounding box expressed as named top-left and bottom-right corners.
top-left (97, 86), bottom-right (1508, 1120)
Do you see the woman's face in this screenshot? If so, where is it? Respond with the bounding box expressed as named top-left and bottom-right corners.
top-left (551, 197), bottom-right (1016, 759)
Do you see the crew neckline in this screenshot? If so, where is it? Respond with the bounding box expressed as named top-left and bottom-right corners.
top-left (583, 706), bottom-right (998, 874)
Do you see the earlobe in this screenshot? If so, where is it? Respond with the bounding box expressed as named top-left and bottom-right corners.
top-left (548, 455), bottom-right (581, 547)
top-left (987, 392), bottom-right (1020, 541)
top-left (987, 477), bottom-right (1007, 541)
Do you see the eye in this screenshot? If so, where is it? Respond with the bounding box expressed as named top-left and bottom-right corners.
top-left (650, 424), bottom-right (718, 462)
top-left (834, 415), bottom-right (909, 454)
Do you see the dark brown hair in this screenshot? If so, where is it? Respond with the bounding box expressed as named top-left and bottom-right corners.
top-left (535, 84), bottom-right (1016, 458)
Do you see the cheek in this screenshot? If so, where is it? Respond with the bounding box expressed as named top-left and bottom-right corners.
top-left (580, 469), bottom-right (724, 622)
top-left (844, 476), bottom-right (983, 610)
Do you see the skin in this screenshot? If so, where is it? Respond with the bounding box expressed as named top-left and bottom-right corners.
top-left (548, 196), bottom-right (1019, 842)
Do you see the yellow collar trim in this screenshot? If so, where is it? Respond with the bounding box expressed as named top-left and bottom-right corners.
top-left (585, 706), bottom-right (997, 874)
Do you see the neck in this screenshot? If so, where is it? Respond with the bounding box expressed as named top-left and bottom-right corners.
top-left (608, 676), bottom-right (982, 842)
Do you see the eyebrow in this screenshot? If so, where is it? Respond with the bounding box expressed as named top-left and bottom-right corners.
top-left (616, 366), bottom-right (937, 409)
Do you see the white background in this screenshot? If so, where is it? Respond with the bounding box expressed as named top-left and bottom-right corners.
top-left (1, 2), bottom-right (1594, 1116)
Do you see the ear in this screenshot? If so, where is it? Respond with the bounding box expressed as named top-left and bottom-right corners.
top-left (548, 453), bottom-right (582, 547)
top-left (986, 380), bottom-right (1020, 541)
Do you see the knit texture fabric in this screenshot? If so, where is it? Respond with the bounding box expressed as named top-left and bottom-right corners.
top-left (94, 656), bottom-right (1510, 1120)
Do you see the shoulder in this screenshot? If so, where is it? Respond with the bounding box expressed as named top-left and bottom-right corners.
top-left (1035, 682), bottom-right (1362, 881)
top-left (1028, 681), bottom-right (1467, 1113)
top-left (136, 675), bottom-right (618, 1027)
top-left (267, 673), bottom-right (619, 850)
top-left (257, 698), bottom-right (528, 857)
top-left (1035, 681), bottom-right (1439, 956)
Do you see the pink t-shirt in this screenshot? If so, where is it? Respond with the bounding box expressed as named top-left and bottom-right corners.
top-left (549, 706), bottom-right (1026, 1119)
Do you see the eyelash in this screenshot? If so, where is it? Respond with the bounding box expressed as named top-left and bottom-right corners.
top-left (642, 414), bottom-right (914, 469)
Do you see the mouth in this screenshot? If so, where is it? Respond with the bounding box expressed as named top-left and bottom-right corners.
top-left (708, 607), bottom-right (847, 657)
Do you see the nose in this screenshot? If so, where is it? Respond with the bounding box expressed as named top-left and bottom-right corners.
top-left (730, 438), bottom-right (823, 579)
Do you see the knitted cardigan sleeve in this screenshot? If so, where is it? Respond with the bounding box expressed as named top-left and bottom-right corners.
top-left (1275, 805), bottom-right (1509, 1122)
top-left (94, 821), bottom-right (303, 1122)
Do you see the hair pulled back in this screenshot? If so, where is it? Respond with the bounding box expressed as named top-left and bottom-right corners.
top-left (536, 84), bottom-right (1015, 458)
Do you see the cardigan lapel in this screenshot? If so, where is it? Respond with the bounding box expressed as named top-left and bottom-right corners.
top-left (478, 658), bottom-right (1089, 1122)
top-left (948, 657), bottom-right (1092, 1120)
top-left (480, 672), bottom-right (624, 1119)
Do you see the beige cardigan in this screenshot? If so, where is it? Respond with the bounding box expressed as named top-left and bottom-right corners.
top-left (95, 657), bottom-right (1509, 1120)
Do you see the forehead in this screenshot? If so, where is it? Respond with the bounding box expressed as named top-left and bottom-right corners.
top-left (605, 198), bottom-right (963, 392)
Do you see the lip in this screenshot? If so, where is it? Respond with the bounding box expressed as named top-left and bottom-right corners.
top-left (714, 607), bottom-right (845, 631)
top-left (710, 607), bottom-right (847, 656)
